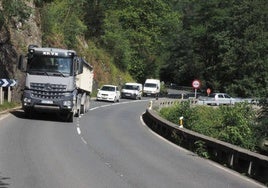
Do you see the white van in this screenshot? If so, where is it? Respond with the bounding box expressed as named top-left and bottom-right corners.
top-left (143, 79), bottom-right (160, 97)
top-left (121, 83), bottom-right (143, 100)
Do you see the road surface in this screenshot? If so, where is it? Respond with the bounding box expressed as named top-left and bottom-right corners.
top-left (0, 99), bottom-right (265, 188)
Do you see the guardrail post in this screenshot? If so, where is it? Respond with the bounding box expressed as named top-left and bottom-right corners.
top-left (179, 116), bottom-right (183, 128)
top-left (148, 100), bottom-right (153, 110)
top-left (248, 161), bottom-right (252, 175)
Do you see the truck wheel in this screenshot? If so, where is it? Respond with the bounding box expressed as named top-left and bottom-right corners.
top-left (75, 109), bottom-right (80, 117)
top-left (66, 112), bottom-right (73, 122)
top-left (85, 96), bottom-right (90, 112)
top-left (80, 105), bottom-right (85, 114)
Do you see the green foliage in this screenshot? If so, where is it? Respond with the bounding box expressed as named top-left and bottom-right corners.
top-left (159, 102), bottom-right (258, 151)
top-left (6, 0), bottom-right (265, 98)
top-left (2, 0), bottom-right (32, 23)
top-left (161, 0), bottom-right (267, 97)
top-left (194, 140), bottom-right (210, 158)
top-left (96, 0), bottom-right (181, 82)
top-left (160, 101), bottom-right (193, 128)
top-left (160, 82), bottom-right (167, 96)
top-left (188, 106), bottom-right (222, 138)
top-left (0, 101), bottom-right (20, 112)
top-left (256, 97), bottom-right (268, 141)
top-left (0, 11), bottom-right (4, 30)
top-left (41, 0), bottom-right (87, 48)
top-left (218, 104), bottom-right (256, 150)
top-left (101, 10), bottom-right (133, 70)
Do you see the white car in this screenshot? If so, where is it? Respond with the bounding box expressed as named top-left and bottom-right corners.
top-left (97, 85), bottom-right (120, 102)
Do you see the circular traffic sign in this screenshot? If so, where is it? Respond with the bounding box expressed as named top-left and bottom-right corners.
top-left (192, 79), bottom-right (201, 89)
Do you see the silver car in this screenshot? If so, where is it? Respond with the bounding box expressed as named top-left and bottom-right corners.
top-left (198, 93), bottom-right (237, 106)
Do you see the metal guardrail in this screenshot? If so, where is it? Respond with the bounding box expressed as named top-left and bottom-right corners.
top-left (143, 99), bottom-right (268, 185)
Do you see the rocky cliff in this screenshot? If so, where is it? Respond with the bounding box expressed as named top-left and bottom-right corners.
top-left (0, 0), bottom-right (41, 101)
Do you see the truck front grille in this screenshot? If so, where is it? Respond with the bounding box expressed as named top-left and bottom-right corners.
top-left (30, 83), bottom-right (67, 99)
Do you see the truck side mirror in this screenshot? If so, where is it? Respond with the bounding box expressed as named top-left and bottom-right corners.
top-left (78, 59), bottom-right (83, 74)
top-left (74, 57), bottom-right (83, 75)
top-left (18, 55), bottom-right (25, 71)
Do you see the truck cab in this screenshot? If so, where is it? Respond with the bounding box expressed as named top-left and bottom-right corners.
top-left (143, 79), bottom-right (160, 97)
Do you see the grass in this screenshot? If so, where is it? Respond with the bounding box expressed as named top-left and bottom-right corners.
top-left (0, 101), bottom-right (20, 112)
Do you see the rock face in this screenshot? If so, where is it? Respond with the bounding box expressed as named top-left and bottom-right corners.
top-left (0, 0), bottom-right (42, 101)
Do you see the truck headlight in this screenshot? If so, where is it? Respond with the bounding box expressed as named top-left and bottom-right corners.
top-left (23, 97), bottom-right (31, 103)
top-left (63, 100), bottom-right (72, 108)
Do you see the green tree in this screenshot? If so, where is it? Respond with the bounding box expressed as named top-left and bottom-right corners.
top-left (162, 0), bottom-right (267, 97)
top-left (218, 104), bottom-right (257, 150)
top-left (83, 0), bottom-right (105, 39)
top-left (2, 0), bottom-right (32, 23)
top-left (101, 10), bottom-right (132, 70)
top-left (42, 0), bottom-right (87, 48)
top-left (98, 0), bottom-right (181, 82)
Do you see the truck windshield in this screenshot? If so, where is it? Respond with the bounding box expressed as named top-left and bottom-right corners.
top-left (144, 83), bottom-right (157, 88)
top-left (123, 85), bottom-right (139, 90)
top-left (27, 56), bottom-right (73, 76)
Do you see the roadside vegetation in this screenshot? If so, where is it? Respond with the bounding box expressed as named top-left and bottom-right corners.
top-left (159, 100), bottom-right (268, 153)
top-left (0, 101), bottom-right (20, 112)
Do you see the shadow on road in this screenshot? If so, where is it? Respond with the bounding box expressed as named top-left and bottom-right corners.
top-left (10, 109), bottom-right (70, 123)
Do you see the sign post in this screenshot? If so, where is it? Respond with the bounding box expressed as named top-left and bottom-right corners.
top-left (0, 79), bottom-right (17, 104)
top-left (0, 87), bottom-right (2, 105)
top-left (192, 79), bottom-right (201, 98)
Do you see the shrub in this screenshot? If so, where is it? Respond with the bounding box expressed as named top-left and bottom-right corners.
top-left (159, 101), bottom-right (193, 128)
top-left (188, 106), bottom-right (222, 138)
top-left (159, 102), bottom-right (258, 151)
top-left (218, 103), bottom-right (257, 150)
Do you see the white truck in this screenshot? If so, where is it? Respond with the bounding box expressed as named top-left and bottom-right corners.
top-left (143, 79), bottom-right (160, 97)
top-left (18, 45), bottom-right (94, 122)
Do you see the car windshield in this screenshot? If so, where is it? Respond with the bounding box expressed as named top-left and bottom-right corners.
top-left (224, 94), bottom-right (231, 98)
top-left (123, 85), bottom-right (139, 90)
top-left (27, 56), bottom-right (73, 76)
top-left (144, 83), bottom-right (157, 88)
top-left (101, 86), bottom-right (115, 91)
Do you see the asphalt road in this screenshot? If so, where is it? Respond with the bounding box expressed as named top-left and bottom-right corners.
top-left (0, 98), bottom-right (265, 188)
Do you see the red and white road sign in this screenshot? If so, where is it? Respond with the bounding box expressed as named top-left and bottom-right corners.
top-left (192, 80), bottom-right (201, 89)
